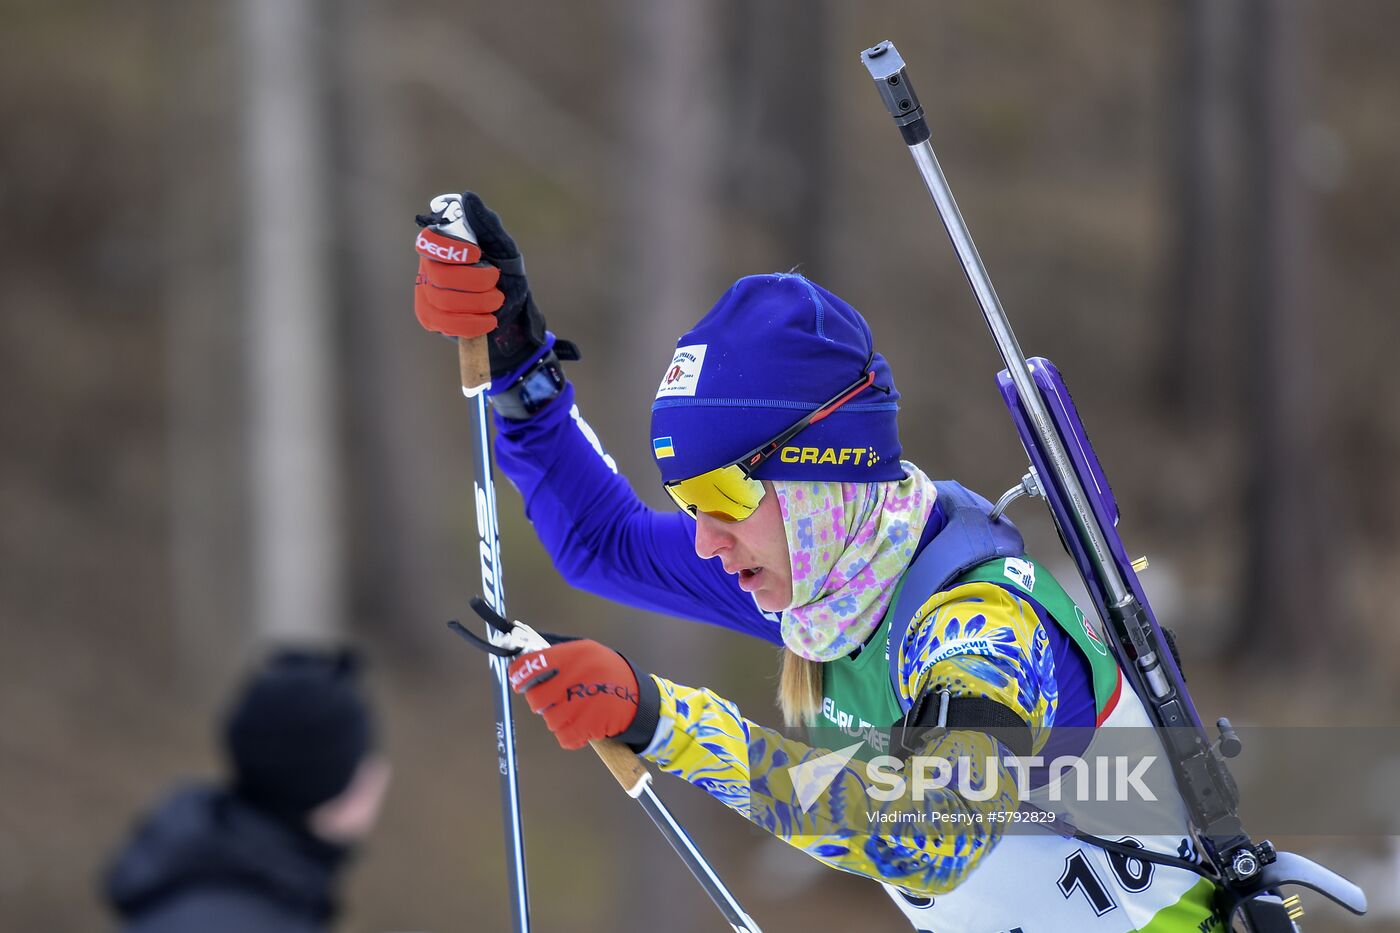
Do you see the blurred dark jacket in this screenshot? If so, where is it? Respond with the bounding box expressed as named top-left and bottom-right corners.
top-left (104, 783), bottom-right (345, 933)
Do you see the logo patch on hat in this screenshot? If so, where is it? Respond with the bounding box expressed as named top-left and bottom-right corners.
top-left (652, 436), bottom-right (676, 459)
top-left (655, 344), bottom-right (707, 399)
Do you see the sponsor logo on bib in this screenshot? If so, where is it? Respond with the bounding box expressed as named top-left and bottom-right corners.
top-left (1004, 557), bottom-right (1036, 592)
top-left (1078, 605), bottom-right (1109, 656)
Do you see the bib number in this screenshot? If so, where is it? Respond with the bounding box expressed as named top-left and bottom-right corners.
top-left (1057, 838), bottom-right (1157, 918)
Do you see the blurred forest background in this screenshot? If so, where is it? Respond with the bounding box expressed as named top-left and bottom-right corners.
top-left (2, 0), bottom-right (1397, 930)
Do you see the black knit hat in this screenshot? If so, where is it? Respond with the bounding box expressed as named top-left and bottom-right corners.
top-left (223, 649), bottom-right (373, 820)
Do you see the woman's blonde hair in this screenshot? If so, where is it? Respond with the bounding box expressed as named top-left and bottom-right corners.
top-left (777, 648), bottom-right (824, 727)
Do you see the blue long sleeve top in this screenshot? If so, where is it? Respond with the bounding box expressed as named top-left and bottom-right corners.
top-left (493, 382), bottom-right (783, 641)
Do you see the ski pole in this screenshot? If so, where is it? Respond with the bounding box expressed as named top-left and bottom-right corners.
top-left (425, 191), bottom-right (530, 932)
top-left (452, 600), bottom-right (763, 933)
top-left (465, 375), bottom-right (532, 932)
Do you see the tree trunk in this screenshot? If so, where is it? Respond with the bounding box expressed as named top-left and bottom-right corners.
top-left (1237, 0), bottom-right (1328, 664)
top-left (242, 0), bottom-right (344, 644)
top-left (1158, 0), bottom-right (1231, 422)
top-left (164, 2), bottom-right (249, 679)
top-left (722, 0), bottom-right (833, 275)
top-left (615, 1), bottom-right (723, 928)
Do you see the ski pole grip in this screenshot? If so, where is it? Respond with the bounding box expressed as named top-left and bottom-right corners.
top-left (861, 40), bottom-right (931, 145)
top-left (590, 738), bottom-right (650, 797)
top-left (459, 337), bottom-right (492, 396)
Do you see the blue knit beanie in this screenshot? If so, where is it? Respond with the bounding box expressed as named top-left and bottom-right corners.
top-left (649, 274), bottom-right (902, 484)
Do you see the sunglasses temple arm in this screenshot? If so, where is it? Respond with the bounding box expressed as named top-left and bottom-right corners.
top-left (808, 370), bottom-right (876, 426)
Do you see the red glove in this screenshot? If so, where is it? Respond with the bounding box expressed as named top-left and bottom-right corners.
top-left (507, 640), bottom-right (649, 750)
top-left (413, 227), bottom-right (504, 339)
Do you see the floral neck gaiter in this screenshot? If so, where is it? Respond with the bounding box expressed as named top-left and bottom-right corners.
top-left (777, 461), bottom-right (938, 662)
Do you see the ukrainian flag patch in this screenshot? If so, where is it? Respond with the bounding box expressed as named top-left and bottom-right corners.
top-left (652, 436), bottom-right (676, 459)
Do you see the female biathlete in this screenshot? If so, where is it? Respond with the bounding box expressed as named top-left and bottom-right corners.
top-left (413, 192), bottom-right (1220, 931)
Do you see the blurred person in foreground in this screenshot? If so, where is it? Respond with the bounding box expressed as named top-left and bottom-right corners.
top-left (103, 650), bottom-right (391, 933)
top-left (411, 193), bottom-right (1218, 931)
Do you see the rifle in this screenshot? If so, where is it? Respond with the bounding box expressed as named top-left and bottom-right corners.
top-left (861, 40), bottom-right (1367, 930)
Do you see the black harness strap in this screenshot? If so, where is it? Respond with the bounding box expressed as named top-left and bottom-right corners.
top-left (909, 692), bottom-right (1034, 759)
